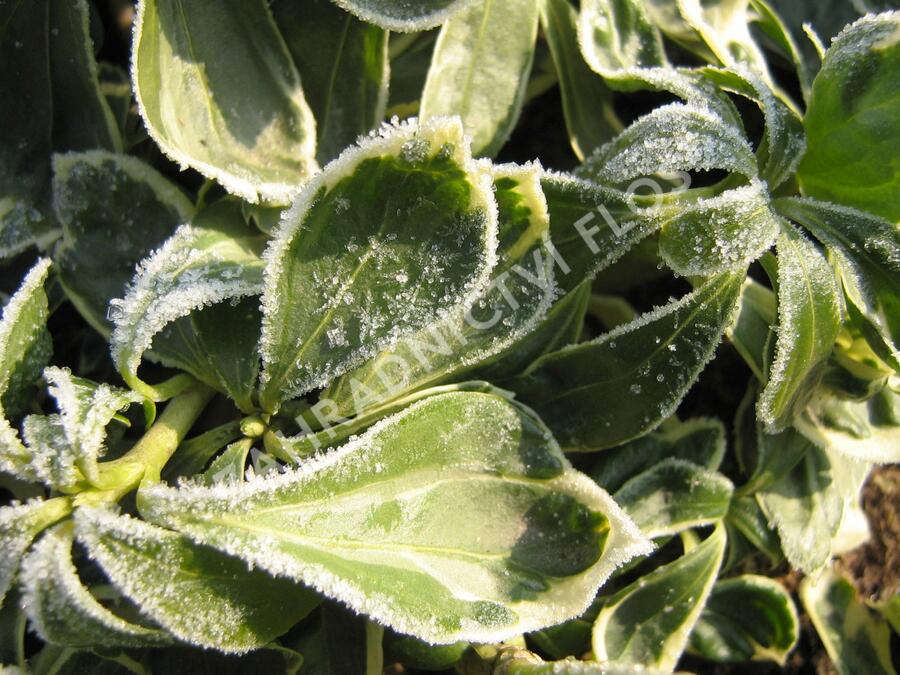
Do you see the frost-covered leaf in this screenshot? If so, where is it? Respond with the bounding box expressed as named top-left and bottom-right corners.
top-left (323, 163), bottom-right (555, 417)
top-left (258, 117), bottom-right (497, 412)
top-left (675, 0), bottom-right (772, 81)
top-left (39, 367), bottom-right (142, 486)
top-left (589, 418), bottom-right (726, 492)
top-left (48, 0), bottom-right (121, 153)
top-left (728, 278), bottom-right (776, 381)
top-left (658, 181), bottom-right (779, 276)
top-left (132, 0), bottom-right (318, 203)
top-left (139, 391), bottom-right (651, 644)
top-left (0, 498), bottom-right (72, 607)
top-left (758, 224), bottom-right (841, 432)
top-left (51, 151), bottom-right (193, 336)
top-left (273, 0), bottom-right (389, 165)
top-left (699, 66), bottom-right (806, 190)
top-left (0, 1), bottom-right (53, 261)
top-left (795, 388), bottom-right (900, 463)
top-left (540, 0), bottom-right (621, 161)
top-left (470, 281), bottom-right (589, 382)
top-left (539, 172), bottom-right (674, 295)
top-left (614, 459), bottom-right (734, 539)
top-left (776, 197), bottom-right (900, 371)
top-left (577, 0), bottom-right (666, 75)
top-left (689, 575), bottom-right (798, 664)
top-left (109, 200), bottom-right (266, 399)
top-left (73, 508), bottom-right (320, 653)
top-left (748, 0), bottom-right (815, 101)
top-left (509, 272), bottom-right (743, 451)
top-left (592, 526), bottom-right (726, 671)
top-left (421, 0), bottom-right (538, 157)
top-left (332, 0), bottom-right (473, 31)
top-left (801, 566), bottom-right (897, 675)
top-left (149, 296), bottom-right (263, 414)
top-left (583, 103), bottom-right (757, 186)
top-left (202, 438), bottom-right (253, 486)
top-left (797, 12), bottom-right (900, 222)
top-left (0, 259), bottom-right (52, 481)
top-left (21, 526), bottom-right (170, 648)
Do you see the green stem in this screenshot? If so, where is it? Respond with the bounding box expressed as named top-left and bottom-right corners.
top-left (88, 384), bottom-right (215, 498)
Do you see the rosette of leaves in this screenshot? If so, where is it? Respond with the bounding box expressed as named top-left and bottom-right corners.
top-left (1, 0), bottom-right (898, 673)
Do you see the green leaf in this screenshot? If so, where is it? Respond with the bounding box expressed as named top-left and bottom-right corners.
top-left (589, 418), bottom-right (727, 492)
top-left (140, 646), bottom-right (305, 675)
top-left (577, 0), bottom-right (667, 76)
top-left (509, 272), bottom-right (743, 451)
top-left (273, 0), bottom-right (389, 165)
top-left (109, 200), bottom-right (266, 400)
top-left (797, 12), bottom-right (900, 222)
top-left (0, 0), bottom-right (54, 260)
top-left (675, 0), bottom-right (773, 82)
top-left (149, 297), bottom-right (263, 413)
top-left (0, 588), bottom-right (27, 668)
top-left (48, 0), bottom-right (121, 153)
top-left (132, 0), bottom-right (318, 203)
top-left (725, 495), bottom-right (783, 565)
top-left (658, 181), bottom-right (779, 276)
top-left (0, 259), bottom-right (53, 481)
top-left (322, 163), bottom-right (555, 417)
top-left (758, 223), bottom-right (841, 432)
top-left (383, 628), bottom-right (468, 670)
top-left (26, 367), bottom-right (142, 489)
top-left (689, 575), bottom-right (798, 664)
top-left (51, 150), bottom-right (193, 336)
top-left (539, 0), bottom-right (622, 160)
top-left (614, 459), bottom-right (734, 539)
top-left (332, 0), bottom-right (473, 32)
top-left (698, 66), bottom-right (806, 190)
top-left (470, 281), bottom-right (589, 382)
top-left (258, 117), bottom-right (497, 412)
top-left (139, 390), bottom-right (651, 644)
top-left (495, 648), bottom-right (668, 673)
top-left (591, 526), bottom-right (726, 671)
top-left (21, 525), bottom-right (170, 648)
top-left (727, 278), bottom-right (776, 381)
top-left (795, 388), bottom-right (900, 463)
top-left (0, 498), bottom-right (72, 607)
top-left (776, 197), bottom-right (900, 371)
top-left (755, 439), bottom-right (867, 573)
top-left (421, 0), bottom-right (539, 157)
top-left (290, 603), bottom-right (372, 675)
top-left (801, 566), bottom-right (898, 675)
top-left (74, 507), bottom-right (320, 653)
top-left (582, 103), bottom-right (757, 186)
top-left (539, 172), bottom-right (668, 295)
top-left (747, 0), bottom-right (815, 102)
top-left (201, 438), bottom-right (253, 485)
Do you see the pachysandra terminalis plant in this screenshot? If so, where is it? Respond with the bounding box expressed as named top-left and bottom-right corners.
top-left (1, 0), bottom-right (898, 672)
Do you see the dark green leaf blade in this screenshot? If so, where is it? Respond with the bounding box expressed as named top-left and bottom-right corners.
top-left (52, 151), bottom-right (193, 336)
top-left (258, 117), bottom-right (498, 411)
top-left (509, 271), bottom-right (743, 451)
top-left (273, 0), bottom-right (389, 165)
top-left (689, 575), bottom-right (798, 664)
top-left (797, 12), bottom-right (900, 222)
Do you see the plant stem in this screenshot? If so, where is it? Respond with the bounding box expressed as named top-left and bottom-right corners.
top-left (90, 383), bottom-right (215, 496)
